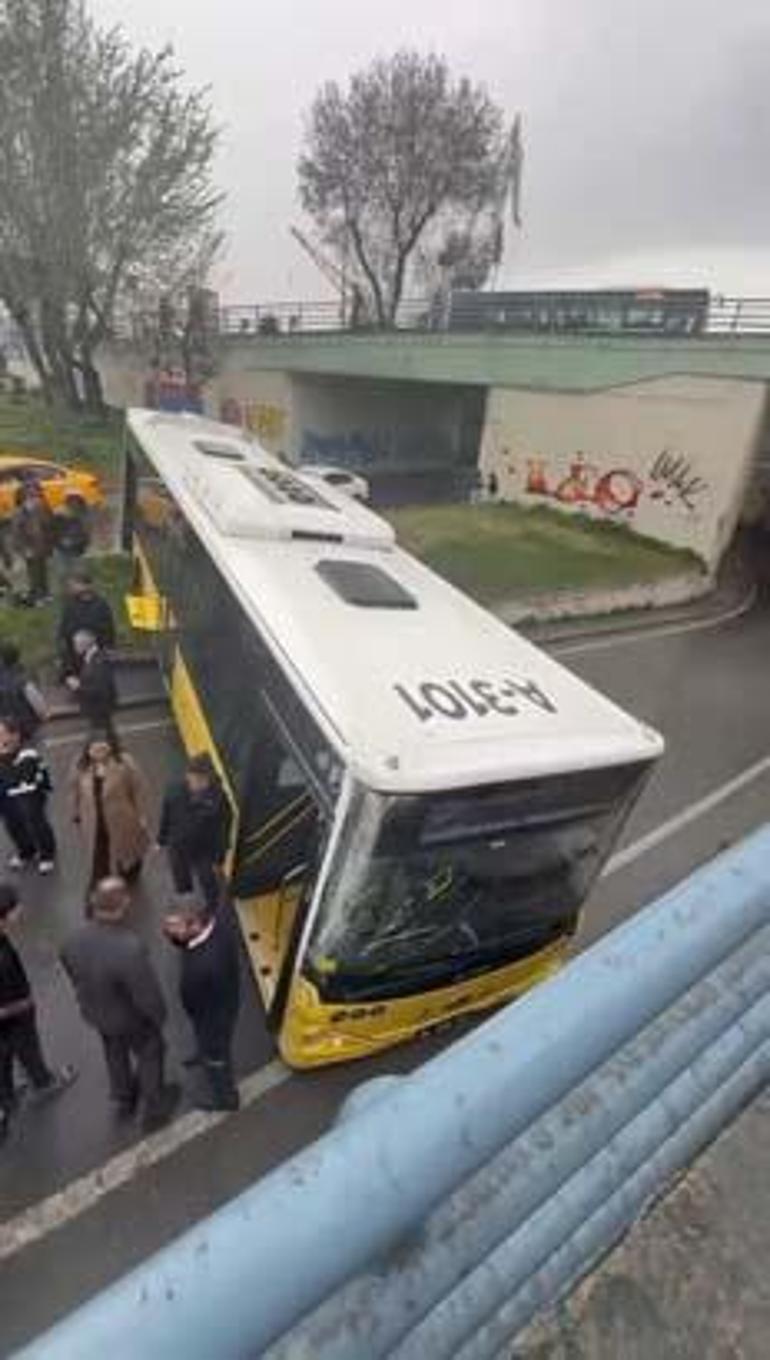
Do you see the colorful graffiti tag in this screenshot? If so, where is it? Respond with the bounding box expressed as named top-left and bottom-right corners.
top-left (524, 454), bottom-right (643, 514)
top-left (220, 398), bottom-right (287, 445)
top-left (518, 449), bottom-right (707, 517)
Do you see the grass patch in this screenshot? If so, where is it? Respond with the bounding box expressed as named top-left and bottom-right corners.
top-left (386, 502), bottom-right (703, 603)
top-left (0, 393), bottom-right (123, 486)
top-left (0, 554), bottom-right (137, 678)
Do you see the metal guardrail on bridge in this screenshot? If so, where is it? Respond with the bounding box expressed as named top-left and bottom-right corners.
top-left (211, 293), bottom-right (770, 339)
top-left (20, 825), bottom-right (770, 1360)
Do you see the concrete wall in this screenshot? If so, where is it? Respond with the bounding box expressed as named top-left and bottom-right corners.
top-left (289, 374), bottom-right (482, 472)
top-left (208, 367), bottom-right (295, 455)
top-left (479, 376), bottom-right (767, 568)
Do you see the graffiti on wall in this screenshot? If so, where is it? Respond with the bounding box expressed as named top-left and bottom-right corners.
top-left (302, 426), bottom-right (458, 471)
top-left (504, 448), bottom-right (708, 519)
top-left (648, 450), bottom-right (707, 510)
top-left (524, 454), bottom-right (643, 514)
top-left (220, 398), bottom-right (287, 445)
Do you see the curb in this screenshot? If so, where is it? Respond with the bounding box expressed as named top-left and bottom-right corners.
top-left (520, 585), bottom-right (751, 647)
top-left (43, 656), bottom-right (165, 725)
top-left (46, 690), bottom-right (165, 725)
top-left (514, 553), bottom-right (756, 647)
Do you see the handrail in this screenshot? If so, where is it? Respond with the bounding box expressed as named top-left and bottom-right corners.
top-left (18, 824), bottom-right (770, 1359)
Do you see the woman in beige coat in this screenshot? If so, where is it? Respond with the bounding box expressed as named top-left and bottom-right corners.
top-left (71, 733), bottom-right (151, 889)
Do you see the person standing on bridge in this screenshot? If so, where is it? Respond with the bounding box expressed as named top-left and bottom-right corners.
top-left (164, 904), bottom-right (241, 1112)
top-left (60, 878), bottom-right (180, 1133)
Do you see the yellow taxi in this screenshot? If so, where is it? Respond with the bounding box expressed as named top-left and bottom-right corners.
top-left (0, 455), bottom-right (104, 518)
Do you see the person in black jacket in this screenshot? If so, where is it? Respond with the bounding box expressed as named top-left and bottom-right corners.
top-left (65, 630), bottom-right (117, 735)
top-left (61, 877), bottom-right (179, 1132)
top-left (0, 717), bottom-right (56, 873)
top-left (158, 755), bottom-right (232, 913)
top-left (57, 568), bottom-right (115, 681)
top-left (0, 882), bottom-right (76, 1141)
top-left (0, 642), bottom-right (48, 740)
top-left (163, 904), bottom-right (240, 1111)
top-left (53, 493), bottom-right (90, 565)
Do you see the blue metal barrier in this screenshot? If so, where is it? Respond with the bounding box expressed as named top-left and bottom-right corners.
top-left (19, 826), bottom-right (770, 1360)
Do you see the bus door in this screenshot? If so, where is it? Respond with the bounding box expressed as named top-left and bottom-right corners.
top-left (232, 705), bottom-right (332, 1022)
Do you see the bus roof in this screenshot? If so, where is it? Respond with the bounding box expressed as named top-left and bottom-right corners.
top-left (127, 410), bottom-right (663, 793)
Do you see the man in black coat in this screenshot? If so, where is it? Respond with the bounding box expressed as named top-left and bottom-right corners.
top-left (158, 755), bottom-right (232, 913)
top-left (0, 883), bottom-right (76, 1141)
top-left (163, 904), bottom-right (240, 1111)
top-left (65, 629), bottom-right (117, 734)
top-left (57, 567), bottom-right (115, 680)
top-left (61, 877), bottom-right (179, 1132)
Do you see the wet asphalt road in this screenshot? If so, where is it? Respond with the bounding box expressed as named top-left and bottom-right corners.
top-left (1, 585), bottom-right (770, 1353)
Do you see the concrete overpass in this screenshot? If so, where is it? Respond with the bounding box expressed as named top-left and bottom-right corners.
top-left (100, 326), bottom-right (770, 576)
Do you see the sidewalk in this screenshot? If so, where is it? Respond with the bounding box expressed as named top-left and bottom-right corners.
top-left (515, 1086), bottom-right (770, 1360)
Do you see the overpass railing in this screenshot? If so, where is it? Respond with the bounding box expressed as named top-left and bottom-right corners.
top-left (210, 293), bottom-right (770, 339)
top-left (19, 825), bottom-right (770, 1360)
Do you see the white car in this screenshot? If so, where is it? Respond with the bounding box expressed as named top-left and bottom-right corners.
top-left (301, 465), bottom-right (370, 503)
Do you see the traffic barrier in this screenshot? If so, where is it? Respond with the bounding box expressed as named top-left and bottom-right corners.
top-left (19, 826), bottom-right (770, 1359)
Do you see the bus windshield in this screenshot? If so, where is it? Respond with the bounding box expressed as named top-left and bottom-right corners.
top-left (307, 764), bottom-right (647, 1001)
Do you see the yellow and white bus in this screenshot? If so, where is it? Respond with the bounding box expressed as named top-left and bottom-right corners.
top-left (122, 410), bottom-right (664, 1067)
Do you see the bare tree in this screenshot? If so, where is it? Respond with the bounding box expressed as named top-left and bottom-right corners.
top-left (298, 51), bottom-right (519, 328)
top-left (0, 0), bottom-right (221, 410)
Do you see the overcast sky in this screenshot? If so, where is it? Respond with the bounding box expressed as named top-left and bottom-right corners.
top-left (92, 0), bottom-right (770, 302)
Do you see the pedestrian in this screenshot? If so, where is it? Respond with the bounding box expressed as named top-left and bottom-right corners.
top-left (158, 755), bottom-right (232, 914)
top-left (0, 516), bottom-right (16, 597)
top-left (60, 877), bottom-right (179, 1132)
top-left (71, 732), bottom-right (151, 890)
top-left (0, 642), bottom-right (48, 741)
top-left (0, 882), bottom-right (77, 1142)
top-left (11, 482), bottom-right (55, 605)
top-left (64, 630), bottom-right (117, 734)
top-left (52, 494), bottom-right (90, 593)
top-left (0, 716), bottom-right (56, 873)
top-left (163, 905), bottom-right (240, 1112)
top-left (57, 567), bottom-right (115, 682)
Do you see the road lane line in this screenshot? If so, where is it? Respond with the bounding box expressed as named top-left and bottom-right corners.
top-left (0, 1058), bottom-right (290, 1262)
top-left (4, 749), bottom-right (770, 1259)
top-left (552, 583), bottom-right (757, 657)
top-left (602, 752), bottom-right (770, 878)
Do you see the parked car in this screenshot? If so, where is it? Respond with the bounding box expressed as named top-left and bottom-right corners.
top-left (301, 465), bottom-right (370, 503)
top-left (0, 455), bottom-right (104, 518)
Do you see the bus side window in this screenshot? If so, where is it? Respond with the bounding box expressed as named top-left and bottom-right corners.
top-left (232, 704), bottom-right (323, 900)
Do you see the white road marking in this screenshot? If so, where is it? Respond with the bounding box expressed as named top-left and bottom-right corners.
top-left (602, 751), bottom-right (770, 879)
top-left (0, 1058), bottom-right (291, 1262)
top-left (552, 583), bottom-right (757, 657)
top-left (4, 742), bottom-right (770, 1260)
top-left (46, 716), bottom-right (173, 750)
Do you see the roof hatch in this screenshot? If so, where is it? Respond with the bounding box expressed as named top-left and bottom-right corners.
top-left (315, 559), bottom-right (418, 608)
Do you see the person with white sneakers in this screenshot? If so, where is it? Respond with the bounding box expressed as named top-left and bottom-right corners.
top-left (0, 716), bottom-right (56, 874)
